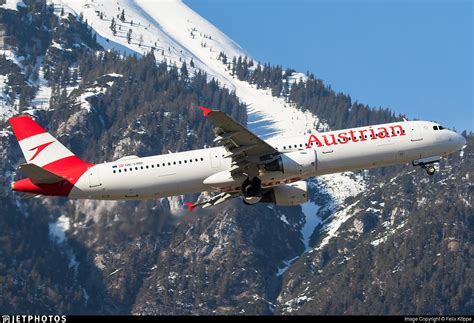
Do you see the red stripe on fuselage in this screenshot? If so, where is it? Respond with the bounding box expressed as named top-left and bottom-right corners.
top-left (9, 116), bottom-right (47, 141)
top-left (13, 156), bottom-right (94, 197)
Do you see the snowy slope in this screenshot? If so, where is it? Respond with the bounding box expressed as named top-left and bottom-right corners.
top-left (50, 0), bottom-right (366, 249)
top-left (0, 0), bottom-right (26, 11)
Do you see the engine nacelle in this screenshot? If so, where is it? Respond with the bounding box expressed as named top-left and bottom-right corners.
top-left (243, 195), bottom-right (262, 205)
top-left (264, 151), bottom-right (316, 176)
top-left (260, 181), bottom-right (308, 206)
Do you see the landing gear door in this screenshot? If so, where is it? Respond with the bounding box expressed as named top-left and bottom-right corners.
top-left (88, 166), bottom-right (102, 188)
top-left (410, 124), bottom-right (423, 142)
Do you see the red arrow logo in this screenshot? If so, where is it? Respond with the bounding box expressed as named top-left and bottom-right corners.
top-left (28, 141), bottom-right (54, 161)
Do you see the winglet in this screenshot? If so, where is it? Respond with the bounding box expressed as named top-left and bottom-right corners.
top-left (199, 106), bottom-right (213, 117)
top-left (185, 202), bottom-right (196, 213)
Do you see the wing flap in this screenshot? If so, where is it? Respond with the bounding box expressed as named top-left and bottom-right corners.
top-left (19, 163), bottom-right (65, 184)
top-left (202, 108), bottom-right (278, 157)
top-left (185, 192), bottom-right (240, 212)
top-left (199, 107), bottom-right (280, 176)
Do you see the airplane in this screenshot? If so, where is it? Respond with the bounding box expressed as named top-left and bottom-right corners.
top-left (8, 106), bottom-right (466, 211)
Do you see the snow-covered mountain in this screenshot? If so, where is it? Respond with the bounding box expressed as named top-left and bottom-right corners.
top-left (0, 0), bottom-right (368, 259)
top-left (41, 0), bottom-right (368, 254)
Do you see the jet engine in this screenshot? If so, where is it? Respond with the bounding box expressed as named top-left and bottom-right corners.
top-left (242, 177), bottom-right (262, 204)
top-left (263, 150), bottom-right (316, 175)
top-left (260, 181), bottom-right (308, 206)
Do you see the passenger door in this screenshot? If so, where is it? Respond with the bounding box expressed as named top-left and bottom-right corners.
top-left (210, 151), bottom-right (221, 168)
top-left (88, 166), bottom-right (102, 188)
top-left (409, 124), bottom-right (423, 142)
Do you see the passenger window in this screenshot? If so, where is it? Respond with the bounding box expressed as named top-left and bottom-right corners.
top-left (189, 159), bottom-right (192, 163)
top-left (184, 160), bottom-right (187, 163)
top-left (135, 167), bottom-right (138, 170)
top-left (283, 146), bottom-right (286, 149)
top-left (141, 166), bottom-right (143, 170)
top-left (151, 165), bottom-right (154, 168)
top-left (179, 161), bottom-right (181, 164)
top-left (119, 169), bottom-right (122, 173)
top-left (124, 169), bottom-right (127, 172)
top-left (146, 165), bottom-right (149, 169)
top-left (113, 170), bottom-right (116, 174)
top-left (201, 158), bottom-right (204, 161)
top-left (173, 162), bottom-right (176, 165)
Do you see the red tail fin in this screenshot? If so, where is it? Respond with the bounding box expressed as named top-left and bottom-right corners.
top-left (9, 116), bottom-right (94, 197)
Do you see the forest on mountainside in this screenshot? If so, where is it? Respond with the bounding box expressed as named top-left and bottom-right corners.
top-left (218, 52), bottom-right (400, 131)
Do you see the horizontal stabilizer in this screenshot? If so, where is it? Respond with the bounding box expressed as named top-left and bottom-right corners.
top-left (19, 163), bottom-right (65, 184)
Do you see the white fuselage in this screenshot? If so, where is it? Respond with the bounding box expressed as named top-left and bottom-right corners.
top-left (70, 120), bottom-right (465, 200)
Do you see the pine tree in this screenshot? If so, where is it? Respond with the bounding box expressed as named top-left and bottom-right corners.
top-left (180, 62), bottom-right (189, 81)
top-left (127, 28), bottom-right (132, 44)
top-left (120, 9), bottom-right (125, 22)
top-left (110, 18), bottom-right (116, 35)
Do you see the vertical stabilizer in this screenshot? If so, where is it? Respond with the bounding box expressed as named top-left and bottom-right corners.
top-left (9, 116), bottom-right (76, 167)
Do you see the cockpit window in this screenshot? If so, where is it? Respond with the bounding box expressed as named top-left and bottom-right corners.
top-left (433, 126), bottom-right (438, 130)
top-left (439, 126), bottom-right (444, 130)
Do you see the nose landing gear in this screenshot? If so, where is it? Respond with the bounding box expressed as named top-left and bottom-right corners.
top-left (421, 163), bottom-right (436, 176)
top-left (412, 156), bottom-right (439, 176)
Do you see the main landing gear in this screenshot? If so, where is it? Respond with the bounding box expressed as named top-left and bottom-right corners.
top-left (413, 156), bottom-right (439, 176)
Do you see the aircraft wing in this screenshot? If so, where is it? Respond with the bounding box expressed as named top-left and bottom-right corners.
top-left (199, 106), bottom-right (279, 175)
top-left (185, 192), bottom-right (240, 212)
